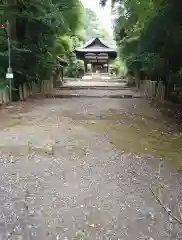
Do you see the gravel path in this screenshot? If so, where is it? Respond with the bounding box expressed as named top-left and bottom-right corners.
top-left (0, 97), bottom-right (181, 239)
top-left (48, 89), bottom-right (141, 98)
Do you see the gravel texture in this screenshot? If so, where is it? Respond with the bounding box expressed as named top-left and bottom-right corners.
top-left (0, 97), bottom-right (181, 239)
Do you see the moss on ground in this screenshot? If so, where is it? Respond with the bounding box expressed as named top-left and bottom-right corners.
top-left (83, 111), bottom-right (182, 170)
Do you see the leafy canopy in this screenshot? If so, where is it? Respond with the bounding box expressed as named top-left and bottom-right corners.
top-left (101, 0), bottom-right (182, 85)
top-left (0, 0), bottom-right (85, 90)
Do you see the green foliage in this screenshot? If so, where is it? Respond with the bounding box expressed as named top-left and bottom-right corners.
top-left (84, 7), bottom-right (115, 45)
top-left (112, 58), bottom-right (127, 76)
top-left (64, 56), bottom-right (84, 78)
top-left (0, 0), bottom-right (84, 93)
top-left (102, 0), bottom-right (182, 96)
top-left (61, 34), bottom-right (85, 78)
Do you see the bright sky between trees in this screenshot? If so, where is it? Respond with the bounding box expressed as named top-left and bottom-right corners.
top-left (81, 0), bottom-right (113, 33)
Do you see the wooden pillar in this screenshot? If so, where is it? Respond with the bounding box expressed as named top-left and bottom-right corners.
top-left (91, 63), bottom-right (94, 73)
top-left (84, 60), bottom-right (87, 73)
top-left (92, 63), bottom-right (96, 73)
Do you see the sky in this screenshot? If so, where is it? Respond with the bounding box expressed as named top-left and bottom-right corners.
top-left (81, 0), bottom-right (113, 33)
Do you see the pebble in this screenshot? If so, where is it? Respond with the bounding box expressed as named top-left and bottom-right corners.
top-left (76, 230), bottom-right (85, 237)
top-left (90, 224), bottom-right (95, 228)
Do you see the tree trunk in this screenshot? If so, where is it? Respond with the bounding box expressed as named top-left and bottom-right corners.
top-left (164, 76), bottom-right (171, 100)
top-left (53, 73), bottom-right (56, 88)
top-left (134, 71), bottom-right (140, 89)
top-left (13, 76), bottom-right (21, 101)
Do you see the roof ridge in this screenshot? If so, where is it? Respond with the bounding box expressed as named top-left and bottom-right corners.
top-left (77, 37), bottom-right (115, 50)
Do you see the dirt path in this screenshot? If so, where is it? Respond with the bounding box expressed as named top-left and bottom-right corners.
top-left (0, 97), bottom-right (181, 239)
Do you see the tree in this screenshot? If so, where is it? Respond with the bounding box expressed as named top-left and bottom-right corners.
top-left (0, 0), bottom-right (85, 99)
top-left (101, 0), bottom-right (182, 98)
top-left (84, 7), bottom-right (115, 45)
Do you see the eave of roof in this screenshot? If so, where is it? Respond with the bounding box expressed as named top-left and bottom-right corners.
top-left (76, 37), bottom-right (116, 52)
top-left (75, 48), bottom-right (116, 53)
